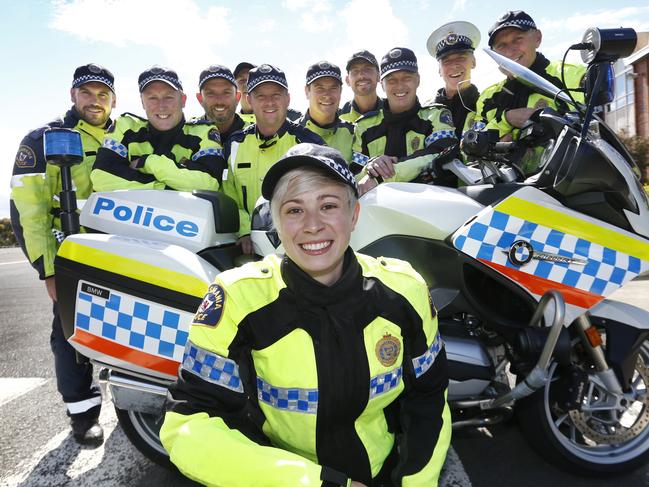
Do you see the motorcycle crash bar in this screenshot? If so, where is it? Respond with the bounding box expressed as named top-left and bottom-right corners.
top-left (484, 290), bottom-right (566, 410)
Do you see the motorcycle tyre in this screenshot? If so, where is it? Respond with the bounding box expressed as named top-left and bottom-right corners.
top-left (516, 363), bottom-right (649, 476)
top-left (114, 405), bottom-right (173, 469)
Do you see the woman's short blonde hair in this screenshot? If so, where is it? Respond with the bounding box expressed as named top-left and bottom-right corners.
top-left (270, 166), bottom-right (358, 226)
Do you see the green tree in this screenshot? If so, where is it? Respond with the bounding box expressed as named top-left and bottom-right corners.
top-left (0, 218), bottom-right (18, 247)
top-left (619, 131), bottom-right (649, 182)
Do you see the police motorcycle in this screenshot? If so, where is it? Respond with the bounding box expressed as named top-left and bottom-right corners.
top-left (49, 26), bottom-right (649, 475)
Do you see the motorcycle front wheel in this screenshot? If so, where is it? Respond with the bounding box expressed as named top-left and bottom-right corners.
top-left (517, 339), bottom-right (649, 475)
top-left (115, 406), bottom-right (171, 468)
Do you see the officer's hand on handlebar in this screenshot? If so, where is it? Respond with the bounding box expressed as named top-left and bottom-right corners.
top-left (366, 155), bottom-right (397, 179)
top-left (505, 108), bottom-right (538, 128)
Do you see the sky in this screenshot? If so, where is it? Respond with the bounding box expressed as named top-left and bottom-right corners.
top-left (2, 0), bottom-right (649, 218)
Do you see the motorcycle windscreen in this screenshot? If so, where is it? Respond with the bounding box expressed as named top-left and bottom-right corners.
top-left (56, 234), bottom-right (215, 380)
top-left (452, 186), bottom-right (649, 324)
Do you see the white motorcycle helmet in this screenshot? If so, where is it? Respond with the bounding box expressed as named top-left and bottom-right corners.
top-left (250, 195), bottom-right (285, 257)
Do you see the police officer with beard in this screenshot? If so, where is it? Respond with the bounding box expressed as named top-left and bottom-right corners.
top-left (10, 64), bottom-right (116, 445)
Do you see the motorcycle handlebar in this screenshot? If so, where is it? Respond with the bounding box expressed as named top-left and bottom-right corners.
top-left (462, 130), bottom-right (517, 157)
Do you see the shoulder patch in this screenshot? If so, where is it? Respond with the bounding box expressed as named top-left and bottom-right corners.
top-left (193, 283), bottom-right (226, 327)
top-left (375, 334), bottom-right (401, 367)
top-left (439, 108), bottom-right (454, 126)
top-left (208, 128), bottom-right (221, 143)
top-left (14, 145), bottom-right (37, 169)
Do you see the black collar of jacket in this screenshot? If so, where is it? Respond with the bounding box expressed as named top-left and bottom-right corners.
top-left (220, 113), bottom-right (246, 142)
top-left (256, 119), bottom-right (290, 148)
top-left (382, 97), bottom-right (421, 123)
top-left (280, 247), bottom-right (362, 307)
top-left (352, 97), bottom-right (383, 115)
top-left (148, 116), bottom-right (185, 153)
top-left (435, 84), bottom-right (479, 108)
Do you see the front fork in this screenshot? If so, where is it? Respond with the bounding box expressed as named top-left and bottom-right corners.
top-left (573, 314), bottom-right (624, 394)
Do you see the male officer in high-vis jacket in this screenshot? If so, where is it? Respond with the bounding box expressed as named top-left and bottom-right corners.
top-left (161, 143), bottom-right (451, 486)
top-left (221, 64), bottom-right (324, 254)
top-left (298, 61), bottom-right (354, 162)
top-left (474, 11), bottom-right (585, 142)
top-left (91, 66), bottom-right (223, 192)
top-left (10, 63), bottom-right (116, 445)
top-left (352, 47), bottom-right (459, 195)
top-left (427, 21), bottom-right (481, 139)
top-left (338, 50), bottom-right (383, 124)
top-left (196, 64), bottom-right (250, 144)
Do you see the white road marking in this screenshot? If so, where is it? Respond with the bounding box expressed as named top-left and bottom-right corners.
top-left (1, 399), bottom-right (151, 487)
top-left (0, 260), bottom-right (27, 266)
top-left (0, 378), bottom-right (48, 407)
top-left (0, 381), bottom-right (472, 486)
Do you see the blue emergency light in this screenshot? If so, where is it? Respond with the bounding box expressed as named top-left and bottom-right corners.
top-left (44, 127), bottom-right (84, 167)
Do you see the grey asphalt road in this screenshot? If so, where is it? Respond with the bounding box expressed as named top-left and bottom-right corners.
top-left (1, 246), bottom-right (648, 486)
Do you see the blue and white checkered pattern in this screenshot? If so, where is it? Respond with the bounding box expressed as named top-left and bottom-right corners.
top-left (102, 138), bottom-right (128, 158)
top-left (352, 151), bottom-right (369, 167)
top-left (75, 282), bottom-right (193, 362)
top-left (182, 341), bottom-right (243, 392)
top-left (369, 367), bottom-right (403, 398)
top-left (470, 120), bottom-right (486, 132)
top-left (247, 74), bottom-right (289, 92)
top-left (191, 147), bottom-right (224, 160)
top-left (381, 60), bottom-right (418, 74)
top-left (425, 130), bottom-right (456, 147)
top-left (257, 377), bottom-right (318, 414)
top-left (412, 332), bottom-right (444, 378)
top-left (72, 74), bottom-right (114, 90)
top-left (453, 209), bottom-right (647, 297)
top-left (139, 74), bottom-right (182, 92)
top-left (436, 34), bottom-right (474, 57)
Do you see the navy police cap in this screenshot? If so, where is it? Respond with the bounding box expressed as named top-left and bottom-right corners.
top-left (138, 66), bottom-right (183, 93)
top-left (233, 61), bottom-right (256, 79)
top-left (427, 21), bottom-right (481, 60)
top-left (247, 64), bottom-right (288, 92)
top-left (488, 10), bottom-right (537, 47)
top-left (199, 65), bottom-right (237, 90)
top-left (262, 143), bottom-right (358, 200)
top-left (72, 63), bottom-right (115, 92)
top-left (380, 47), bottom-right (418, 80)
top-left (306, 61), bottom-right (342, 85)
top-left (345, 50), bottom-right (379, 72)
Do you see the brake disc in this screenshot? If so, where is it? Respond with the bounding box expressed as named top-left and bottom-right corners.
top-left (568, 357), bottom-right (649, 444)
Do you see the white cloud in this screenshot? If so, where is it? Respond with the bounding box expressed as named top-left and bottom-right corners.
top-left (49, 0), bottom-right (233, 114)
top-left (50, 0), bottom-right (231, 48)
top-left (541, 7), bottom-right (649, 34)
top-left (257, 19), bottom-right (278, 33)
top-left (300, 12), bottom-right (334, 33)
